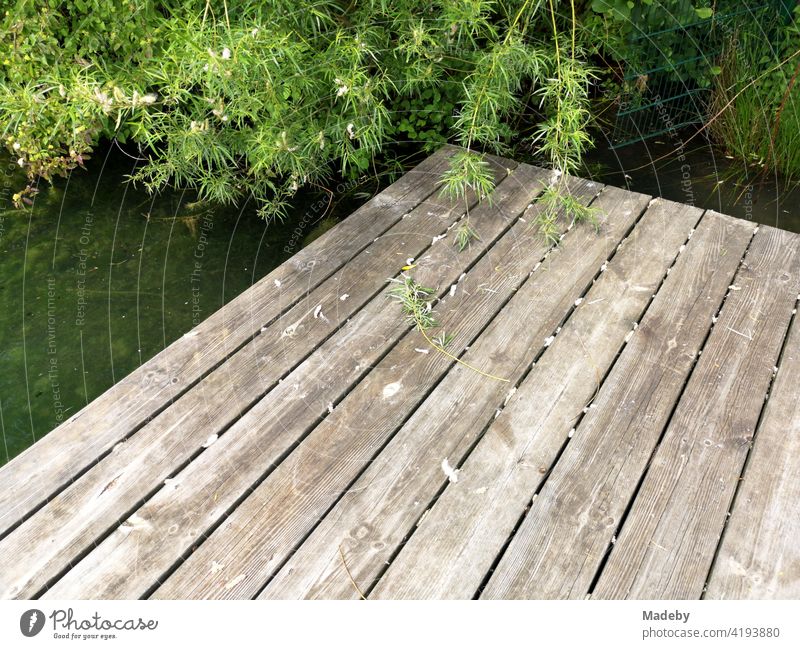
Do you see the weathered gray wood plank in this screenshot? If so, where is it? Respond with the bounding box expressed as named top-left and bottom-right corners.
top-left (591, 225), bottom-right (800, 600)
top-left (0, 154), bottom-right (514, 598)
top-left (0, 146), bottom-right (459, 537)
top-left (260, 186), bottom-right (650, 600)
top-left (41, 164), bottom-right (564, 600)
top-left (7, 145), bottom-right (796, 603)
top-left (705, 312), bottom-right (800, 599)
top-left (368, 197), bottom-right (703, 600)
top-left (478, 211), bottom-right (754, 599)
top-left (145, 179), bottom-right (605, 600)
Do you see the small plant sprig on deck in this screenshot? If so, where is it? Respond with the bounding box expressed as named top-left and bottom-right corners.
top-left (432, 330), bottom-right (455, 349)
top-left (387, 274), bottom-right (439, 330)
top-left (438, 149), bottom-right (493, 252)
top-left (535, 181), bottom-right (602, 244)
top-left (387, 273), bottom-right (509, 382)
top-left (438, 149), bottom-right (496, 204)
top-left (453, 221), bottom-right (480, 252)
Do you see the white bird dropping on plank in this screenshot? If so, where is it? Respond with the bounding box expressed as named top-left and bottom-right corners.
top-left (224, 574), bottom-right (246, 590)
top-left (441, 458), bottom-right (460, 483)
top-left (382, 382), bottom-right (401, 399)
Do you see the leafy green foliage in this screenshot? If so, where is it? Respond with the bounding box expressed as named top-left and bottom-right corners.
top-left (432, 330), bottom-right (455, 349)
top-left (387, 87), bottom-right (458, 151)
top-left (535, 181), bottom-right (602, 244)
top-left (438, 149), bottom-right (495, 203)
top-left (534, 55), bottom-right (596, 176)
top-left (1, 0), bottom-right (597, 220)
top-left (584, 0), bottom-right (721, 89)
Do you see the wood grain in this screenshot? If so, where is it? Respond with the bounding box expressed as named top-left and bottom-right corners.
top-left (705, 313), bottom-right (800, 598)
top-left (146, 178), bottom-right (604, 599)
top-left (6, 147), bottom-right (799, 602)
top-left (2, 154), bottom-right (514, 599)
top-left (0, 146), bottom-right (460, 537)
top-left (591, 225), bottom-right (800, 600)
top-left (260, 186), bottom-right (650, 599)
top-left (368, 198), bottom-right (704, 600)
top-left (479, 211), bottom-right (754, 599)
top-left (41, 164), bottom-right (563, 599)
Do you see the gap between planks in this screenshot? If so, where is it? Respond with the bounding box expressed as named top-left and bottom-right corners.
top-left (367, 198), bottom-right (707, 600)
top-left (0, 146), bottom-right (462, 539)
top-left (261, 187), bottom-right (653, 600)
top-left (37, 164), bottom-right (569, 599)
top-left (703, 292), bottom-right (800, 599)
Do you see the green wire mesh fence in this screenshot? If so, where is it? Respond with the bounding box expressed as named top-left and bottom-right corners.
top-left (610, 1), bottom-right (788, 148)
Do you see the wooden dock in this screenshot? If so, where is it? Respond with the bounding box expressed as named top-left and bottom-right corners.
top-left (1, 145), bottom-right (799, 600)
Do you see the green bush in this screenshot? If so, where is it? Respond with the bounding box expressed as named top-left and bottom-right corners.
top-left (1, 0), bottom-right (595, 218)
top-left (583, 0), bottom-right (721, 88)
top-left (709, 8), bottom-right (800, 180)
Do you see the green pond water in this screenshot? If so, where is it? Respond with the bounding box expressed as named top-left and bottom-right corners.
top-left (0, 147), bottom-right (360, 465)
top-left (583, 136), bottom-right (800, 234)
